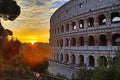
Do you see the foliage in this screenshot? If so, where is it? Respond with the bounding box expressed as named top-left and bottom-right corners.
top-left (31, 58), bottom-right (49, 73)
top-left (0, 0), bottom-right (20, 21)
top-left (54, 73), bottom-right (67, 79)
top-left (72, 49), bottom-right (120, 80)
top-left (72, 67), bottom-right (93, 80)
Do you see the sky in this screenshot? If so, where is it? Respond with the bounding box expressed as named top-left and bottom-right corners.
top-left (2, 0), bottom-right (69, 43)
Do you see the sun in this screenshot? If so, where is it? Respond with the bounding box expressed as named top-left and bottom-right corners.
top-left (31, 41), bottom-right (37, 45)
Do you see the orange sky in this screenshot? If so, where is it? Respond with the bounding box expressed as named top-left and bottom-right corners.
top-left (1, 0), bottom-right (69, 43)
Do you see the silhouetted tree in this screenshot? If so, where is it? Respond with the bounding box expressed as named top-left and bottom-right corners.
top-left (31, 58), bottom-right (49, 73)
top-left (0, 0), bottom-right (20, 59)
top-left (0, 0), bottom-right (20, 21)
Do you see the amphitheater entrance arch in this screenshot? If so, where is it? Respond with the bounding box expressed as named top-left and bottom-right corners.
top-left (71, 54), bottom-right (76, 64)
top-left (111, 12), bottom-right (120, 23)
top-left (99, 56), bottom-right (107, 67)
top-left (71, 37), bottom-right (76, 46)
top-left (88, 36), bottom-right (95, 46)
top-left (89, 55), bottom-right (95, 67)
top-left (79, 36), bottom-right (84, 46)
top-left (65, 54), bottom-right (69, 63)
top-left (99, 34), bottom-right (107, 46)
top-left (87, 17), bottom-right (94, 27)
top-left (78, 55), bottom-right (84, 67)
top-left (60, 53), bottom-right (63, 62)
top-left (112, 33), bottom-right (120, 46)
top-left (98, 14), bottom-right (106, 25)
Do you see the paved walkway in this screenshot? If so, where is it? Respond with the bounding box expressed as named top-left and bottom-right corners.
top-left (48, 61), bottom-right (77, 79)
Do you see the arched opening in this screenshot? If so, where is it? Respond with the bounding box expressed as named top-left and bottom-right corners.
top-left (99, 56), bottom-right (107, 67)
top-left (113, 56), bottom-right (118, 63)
top-left (111, 12), bottom-right (120, 23)
top-left (71, 37), bottom-right (76, 46)
top-left (61, 25), bottom-right (64, 33)
top-left (66, 24), bottom-right (69, 32)
top-left (112, 34), bottom-right (120, 46)
top-left (72, 22), bottom-right (76, 30)
top-left (88, 36), bottom-right (95, 46)
top-left (87, 17), bottom-right (94, 27)
top-left (60, 53), bottom-right (63, 62)
top-left (65, 38), bottom-right (69, 47)
top-left (71, 54), bottom-right (76, 64)
top-left (79, 36), bottom-right (84, 46)
top-left (89, 55), bottom-right (95, 67)
top-left (98, 14), bottom-right (106, 25)
top-left (60, 39), bottom-right (63, 47)
top-left (79, 55), bottom-right (84, 67)
top-left (79, 20), bottom-right (84, 28)
top-left (65, 54), bottom-right (69, 63)
top-left (99, 35), bottom-right (107, 46)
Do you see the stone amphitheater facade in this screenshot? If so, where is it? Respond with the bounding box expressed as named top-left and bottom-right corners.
top-left (50, 0), bottom-right (120, 68)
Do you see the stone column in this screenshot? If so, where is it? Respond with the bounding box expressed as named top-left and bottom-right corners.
top-left (68, 54), bottom-right (72, 64)
top-left (76, 36), bottom-right (79, 47)
top-left (63, 38), bottom-right (65, 48)
top-left (75, 19), bottom-right (79, 30)
top-left (84, 18), bottom-right (88, 29)
top-left (62, 53), bottom-right (65, 63)
top-left (94, 16), bottom-right (99, 27)
top-left (106, 12), bottom-right (111, 25)
top-left (69, 22), bottom-right (72, 31)
top-left (95, 34), bottom-right (99, 46)
top-left (84, 55), bottom-right (89, 67)
top-left (75, 54), bottom-right (79, 66)
top-left (106, 32), bottom-right (112, 46)
top-left (68, 38), bottom-right (71, 47)
top-left (95, 56), bottom-right (98, 67)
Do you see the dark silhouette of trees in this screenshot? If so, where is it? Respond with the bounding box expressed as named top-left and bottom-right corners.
top-left (0, 0), bottom-right (20, 59)
top-left (0, 0), bottom-right (20, 21)
top-left (31, 59), bottom-right (49, 73)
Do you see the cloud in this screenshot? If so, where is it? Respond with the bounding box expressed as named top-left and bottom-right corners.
top-left (3, 0), bottom-right (69, 42)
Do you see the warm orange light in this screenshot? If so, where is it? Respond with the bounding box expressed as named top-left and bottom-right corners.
top-left (31, 41), bottom-right (35, 45)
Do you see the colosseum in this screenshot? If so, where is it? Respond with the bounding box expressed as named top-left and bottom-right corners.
top-left (50, 0), bottom-right (120, 68)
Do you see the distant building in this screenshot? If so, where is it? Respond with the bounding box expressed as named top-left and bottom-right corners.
top-left (50, 0), bottom-right (120, 68)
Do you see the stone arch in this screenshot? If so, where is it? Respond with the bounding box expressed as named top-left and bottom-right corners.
top-left (60, 53), bottom-right (63, 62)
top-left (99, 56), bottom-right (107, 67)
top-left (89, 55), bottom-right (95, 67)
top-left (79, 20), bottom-right (84, 28)
top-left (78, 55), bottom-right (84, 67)
top-left (70, 37), bottom-right (76, 46)
top-left (113, 56), bottom-right (118, 63)
top-left (60, 39), bottom-right (63, 47)
top-left (65, 54), bottom-right (69, 63)
top-left (112, 33), bottom-right (120, 46)
top-left (61, 25), bottom-right (64, 33)
top-left (87, 17), bottom-right (94, 27)
top-left (71, 54), bottom-right (76, 64)
top-left (79, 36), bottom-right (84, 46)
top-left (66, 24), bottom-right (69, 32)
top-left (99, 34), bottom-right (107, 46)
top-left (88, 35), bottom-right (95, 46)
top-left (72, 22), bottom-right (76, 30)
top-left (98, 14), bottom-right (106, 25)
top-left (65, 38), bottom-right (69, 46)
top-left (111, 12), bottom-right (120, 23)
